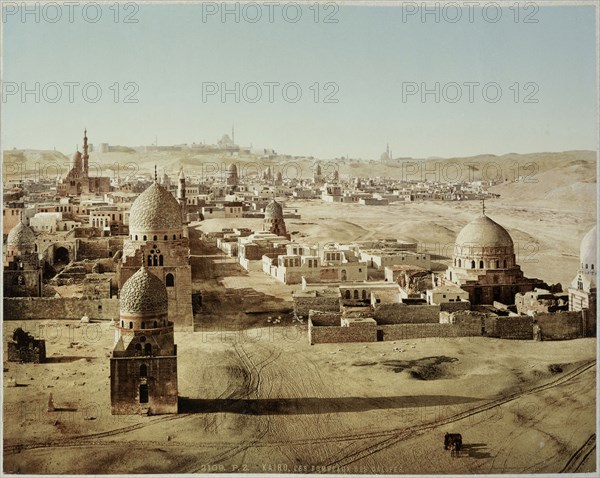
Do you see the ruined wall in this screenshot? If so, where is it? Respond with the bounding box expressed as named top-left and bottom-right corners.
top-left (535, 311), bottom-right (584, 340)
top-left (3, 298), bottom-right (119, 321)
top-left (76, 237), bottom-right (123, 261)
top-left (373, 304), bottom-right (441, 324)
top-left (294, 295), bottom-right (340, 317)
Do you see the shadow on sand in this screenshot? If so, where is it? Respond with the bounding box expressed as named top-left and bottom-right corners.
top-left (44, 356), bottom-right (94, 363)
top-left (462, 443), bottom-right (492, 459)
top-left (178, 395), bottom-right (480, 415)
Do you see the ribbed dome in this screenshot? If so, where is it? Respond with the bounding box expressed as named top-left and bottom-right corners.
top-left (120, 267), bottom-right (168, 315)
top-left (580, 225), bottom-right (596, 271)
top-left (71, 151), bottom-right (82, 162)
top-left (227, 163), bottom-right (237, 173)
top-left (129, 182), bottom-right (182, 233)
top-left (264, 199), bottom-right (283, 220)
top-left (7, 222), bottom-right (36, 248)
top-left (456, 214), bottom-right (514, 248)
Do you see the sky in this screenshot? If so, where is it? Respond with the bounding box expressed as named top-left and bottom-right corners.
top-left (1, 1), bottom-right (597, 159)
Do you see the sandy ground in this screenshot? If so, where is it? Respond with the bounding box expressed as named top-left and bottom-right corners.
top-left (3, 319), bottom-right (596, 474)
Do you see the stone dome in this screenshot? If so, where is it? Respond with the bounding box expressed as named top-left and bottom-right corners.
top-left (264, 199), bottom-right (283, 220)
top-left (7, 222), bottom-right (36, 248)
top-left (456, 214), bottom-right (514, 249)
top-left (129, 182), bottom-right (182, 233)
top-left (580, 225), bottom-right (596, 272)
top-left (71, 150), bottom-right (82, 162)
top-left (120, 267), bottom-right (168, 316)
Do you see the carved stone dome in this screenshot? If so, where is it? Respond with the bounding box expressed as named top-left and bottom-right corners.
top-left (7, 222), bottom-right (36, 248)
top-left (129, 182), bottom-right (182, 233)
top-left (456, 214), bottom-right (514, 249)
top-left (120, 267), bottom-right (168, 316)
top-left (264, 199), bottom-right (283, 220)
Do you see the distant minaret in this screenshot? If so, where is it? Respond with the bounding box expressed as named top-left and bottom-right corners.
top-left (178, 167), bottom-right (188, 224)
top-left (83, 129), bottom-right (89, 176)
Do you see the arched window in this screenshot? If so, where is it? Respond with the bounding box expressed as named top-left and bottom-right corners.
top-left (166, 273), bottom-right (174, 287)
top-left (164, 235), bottom-right (168, 240)
top-left (153, 321), bottom-right (158, 328)
top-left (144, 343), bottom-right (152, 355)
top-left (140, 364), bottom-right (147, 377)
top-left (121, 320), bottom-right (124, 327)
top-left (458, 259), bottom-right (461, 267)
top-left (135, 235), bottom-right (138, 240)
top-left (361, 290), bottom-right (366, 300)
top-left (345, 290), bottom-right (351, 300)
top-left (495, 260), bottom-right (499, 268)
top-left (173, 235), bottom-right (176, 240)
top-left (134, 343), bottom-right (142, 352)
top-left (479, 260), bottom-right (484, 269)
top-left (159, 255), bottom-right (164, 266)
top-left (143, 235), bottom-right (147, 241)
top-left (141, 322), bottom-right (145, 329)
top-left (153, 235), bottom-right (157, 241)
top-left (592, 264), bottom-right (595, 270)
top-left (353, 290), bottom-right (359, 299)
top-left (147, 255), bottom-right (152, 266)
top-left (153, 255), bottom-right (158, 266)
top-left (471, 260), bottom-right (475, 269)
top-left (503, 260), bottom-right (507, 268)
top-left (129, 322), bottom-right (133, 329)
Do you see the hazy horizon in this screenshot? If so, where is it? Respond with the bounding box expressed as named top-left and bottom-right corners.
top-left (2, 2), bottom-right (597, 159)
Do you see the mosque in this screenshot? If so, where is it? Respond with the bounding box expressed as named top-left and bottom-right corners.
top-left (117, 169), bottom-right (193, 328)
top-left (57, 129), bottom-right (111, 196)
top-left (110, 266), bottom-right (178, 414)
top-left (264, 198), bottom-right (289, 239)
top-left (568, 225), bottom-right (597, 314)
top-left (3, 220), bottom-right (43, 297)
top-left (444, 206), bottom-right (548, 305)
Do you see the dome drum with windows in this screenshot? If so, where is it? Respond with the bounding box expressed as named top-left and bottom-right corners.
top-left (118, 267), bottom-right (170, 330)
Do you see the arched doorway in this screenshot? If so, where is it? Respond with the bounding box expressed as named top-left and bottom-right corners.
top-left (55, 247), bottom-right (70, 265)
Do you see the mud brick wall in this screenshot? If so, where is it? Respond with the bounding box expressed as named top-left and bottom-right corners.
top-left (3, 298), bottom-right (119, 321)
top-left (377, 323), bottom-right (480, 341)
top-left (308, 319), bottom-right (377, 344)
top-left (535, 311), bottom-right (584, 340)
top-left (373, 304), bottom-right (441, 324)
top-left (294, 296), bottom-right (340, 317)
top-left (440, 301), bottom-right (472, 313)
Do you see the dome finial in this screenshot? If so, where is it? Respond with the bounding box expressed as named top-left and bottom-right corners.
top-left (481, 198), bottom-right (486, 216)
top-left (154, 165), bottom-right (158, 182)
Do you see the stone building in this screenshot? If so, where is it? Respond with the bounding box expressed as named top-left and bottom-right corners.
top-left (444, 211), bottom-right (547, 305)
top-left (263, 199), bottom-right (289, 239)
top-left (3, 221), bottom-right (42, 297)
top-left (110, 266), bottom-right (178, 415)
top-left (57, 130), bottom-right (111, 197)
top-left (226, 163), bottom-right (239, 186)
top-left (118, 179), bottom-right (193, 328)
top-left (569, 225), bottom-right (596, 333)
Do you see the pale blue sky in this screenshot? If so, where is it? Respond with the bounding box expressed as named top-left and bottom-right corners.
top-left (2, 2), bottom-right (597, 158)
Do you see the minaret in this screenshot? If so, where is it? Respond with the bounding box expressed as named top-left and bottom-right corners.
top-left (178, 167), bottom-right (188, 224)
top-left (83, 129), bottom-right (89, 176)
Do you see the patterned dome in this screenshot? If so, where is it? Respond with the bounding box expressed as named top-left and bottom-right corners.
top-left (580, 225), bottom-right (596, 272)
top-left (7, 222), bottom-right (36, 248)
top-left (456, 214), bottom-right (514, 249)
top-left (120, 267), bottom-right (168, 315)
top-left (264, 199), bottom-right (283, 220)
top-left (228, 163), bottom-right (237, 173)
top-left (129, 182), bottom-right (182, 233)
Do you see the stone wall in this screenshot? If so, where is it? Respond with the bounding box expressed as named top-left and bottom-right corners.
top-left (535, 311), bottom-right (584, 340)
top-left (377, 322), bottom-right (480, 341)
top-left (308, 318), bottom-right (377, 344)
top-left (294, 295), bottom-right (340, 317)
top-left (373, 304), bottom-right (441, 324)
top-left (488, 316), bottom-right (533, 340)
top-left (3, 297), bottom-right (119, 321)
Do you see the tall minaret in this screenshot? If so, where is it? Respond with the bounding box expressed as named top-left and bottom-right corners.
top-left (83, 129), bottom-right (89, 176)
top-left (177, 167), bottom-right (188, 224)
